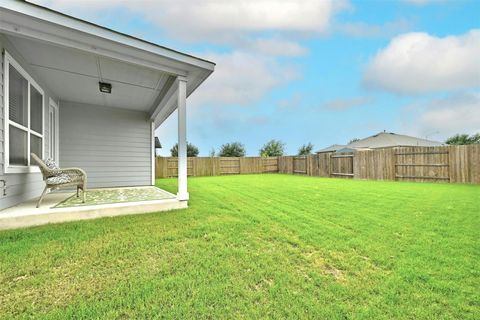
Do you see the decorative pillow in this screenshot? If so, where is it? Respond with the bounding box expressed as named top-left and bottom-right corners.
top-left (46, 174), bottom-right (72, 185)
top-left (45, 158), bottom-right (58, 170)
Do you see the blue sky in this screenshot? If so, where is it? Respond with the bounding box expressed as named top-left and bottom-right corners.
top-left (33, 0), bottom-right (480, 155)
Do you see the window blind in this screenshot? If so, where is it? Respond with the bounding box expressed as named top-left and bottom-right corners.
top-left (8, 65), bottom-right (28, 127)
top-left (30, 84), bottom-right (43, 134)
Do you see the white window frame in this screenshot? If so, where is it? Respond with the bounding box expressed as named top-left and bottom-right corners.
top-left (48, 98), bottom-right (59, 165)
top-left (3, 50), bottom-right (45, 174)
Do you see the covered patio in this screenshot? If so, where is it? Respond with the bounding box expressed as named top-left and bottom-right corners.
top-left (0, 2), bottom-right (215, 229)
top-left (0, 186), bottom-right (185, 230)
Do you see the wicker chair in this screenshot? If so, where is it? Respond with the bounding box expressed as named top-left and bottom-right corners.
top-left (31, 153), bottom-right (87, 208)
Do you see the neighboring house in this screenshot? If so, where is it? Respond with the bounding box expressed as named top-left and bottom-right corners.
top-left (315, 144), bottom-right (347, 154)
top-left (0, 1), bottom-right (215, 210)
top-left (317, 132), bottom-right (443, 153)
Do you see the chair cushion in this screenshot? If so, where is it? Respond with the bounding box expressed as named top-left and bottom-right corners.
top-left (46, 174), bottom-right (73, 185)
top-left (45, 158), bottom-right (59, 170)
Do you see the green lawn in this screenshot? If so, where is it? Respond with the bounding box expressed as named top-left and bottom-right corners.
top-left (1, 175), bottom-right (479, 319)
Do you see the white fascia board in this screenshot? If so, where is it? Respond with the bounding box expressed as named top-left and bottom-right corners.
top-left (151, 77), bottom-right (179, 122)
top-left (153, 92), bottom-right (178, 128)
top-left (150, 68), bottom-right (213, 127)
top-left (0, 2), bottom-right (215, 72)
top-left (151, 69), bottom-right (213, 128)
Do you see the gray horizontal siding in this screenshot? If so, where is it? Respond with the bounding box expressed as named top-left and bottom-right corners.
top-left (0, 34), bottom-right (57, 210)
top-left (59, 101), bottom-right (152, 188)
top-left (59, 145), bottom-right (150, 153)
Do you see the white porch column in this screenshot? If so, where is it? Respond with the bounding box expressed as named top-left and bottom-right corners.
top-left (150, 121), bottom-right (155, 186)
top-left (177, 76), bottom-right (189, 201)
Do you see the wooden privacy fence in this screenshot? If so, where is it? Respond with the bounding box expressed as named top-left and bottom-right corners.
top-left (155, 156), bottom-right (279, 178)
top-left (394, 146), bottom-right (450, 182)
top-left (156, 145), bottom-right (480, 184)
top-left (278, 145), bottom-right (479, 184)
top-left (330, 153), bottom-right (354, 178)
top-left (293, 156), bottom-right (307, 174)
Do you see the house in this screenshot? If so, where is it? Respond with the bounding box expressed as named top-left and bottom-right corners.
top-left (315, 144), bottom-right (348, 154)
top-left (0, 2), bottom-right (215, 216)
top-left (317, 132), bottom-right (443, 153)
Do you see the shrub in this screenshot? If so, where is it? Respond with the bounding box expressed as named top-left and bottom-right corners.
top-left (445, 133), bottom-right (480, 145)
top-left (218, 142), bottom-right (246, 157)
top-left (259, 140), bottom-right (285, 157)
top-left (170, 142), bottom-right (200, 157)
top-left (298, 143), bottom-right (314, 156)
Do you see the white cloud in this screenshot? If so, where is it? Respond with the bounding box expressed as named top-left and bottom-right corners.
top-left (401, 92), bottom-right (480, 138)
top-left (419, 93), bottom-right (480, 135)
top-left (363, 30), bottom-right (480, 95)
top-left (321, 96), bottom-right (373, 111)
top-left (32, 0), bottom-right (347, 41)
top-left (189, 51), bottom-right (300, 107)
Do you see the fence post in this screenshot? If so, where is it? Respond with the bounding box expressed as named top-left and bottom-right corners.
top-left (187, 157), bottom-right (196, 177)
top-left (157, 157), bottom-right (161, 178)
top-left (328, 153), bottom-right (331, 177)
top-left (352, 152), bottom-right (357, 179)
top-left (317, 153), bottom-right (320, 176)
top-left (307, 156), bottom-right (310, 175)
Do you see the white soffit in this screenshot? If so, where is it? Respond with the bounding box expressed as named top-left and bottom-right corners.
top-left (0, 1), bottom-right (215, 124)
top-left (7, 35), bottom-right (171, 111)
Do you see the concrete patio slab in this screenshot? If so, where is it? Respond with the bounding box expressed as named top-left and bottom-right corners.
top-left (0, 187), bottom-right (186, 231)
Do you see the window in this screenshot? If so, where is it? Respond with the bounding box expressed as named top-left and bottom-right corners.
top-left (4, 51), bottom-right (44, 173)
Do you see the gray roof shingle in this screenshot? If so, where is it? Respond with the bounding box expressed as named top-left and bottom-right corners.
top-left (317, 132), bottom-right (443, 153)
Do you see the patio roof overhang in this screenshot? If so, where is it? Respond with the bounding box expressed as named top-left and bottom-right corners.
top-left (0, 1), bottom-right (215, 128)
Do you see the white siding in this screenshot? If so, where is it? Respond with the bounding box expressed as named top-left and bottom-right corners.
top-left (0, 35), bottom-right (57, 210)
top-left (59, 101), bottom-right (152, 188)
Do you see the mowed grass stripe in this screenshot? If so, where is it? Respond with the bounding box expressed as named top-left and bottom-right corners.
top-left (0, 174), bottom-right (478, 319)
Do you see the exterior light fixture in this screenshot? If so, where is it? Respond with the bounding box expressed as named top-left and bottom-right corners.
top-left (154, 137), bottom-right (162, 156)
top-left (155, 137), bottom-right (162, 149)
top-left (99, 82), bottom-right (112, 93)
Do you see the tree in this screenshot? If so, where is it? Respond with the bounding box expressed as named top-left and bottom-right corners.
top-left (349, 138), bottom-right (360, 144)
top-left (259, 140), bottom-right (285, 157)
top-left (209, 148), bottom-right (216, 157)
top-left (218, 142), bottom-right (246, 157)
top-left (170, 142), bottom-right (199, 157)
top-left (445, 133), bottom-right (480, 145)
top-left (298, 143), bottom-right (314, 156)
